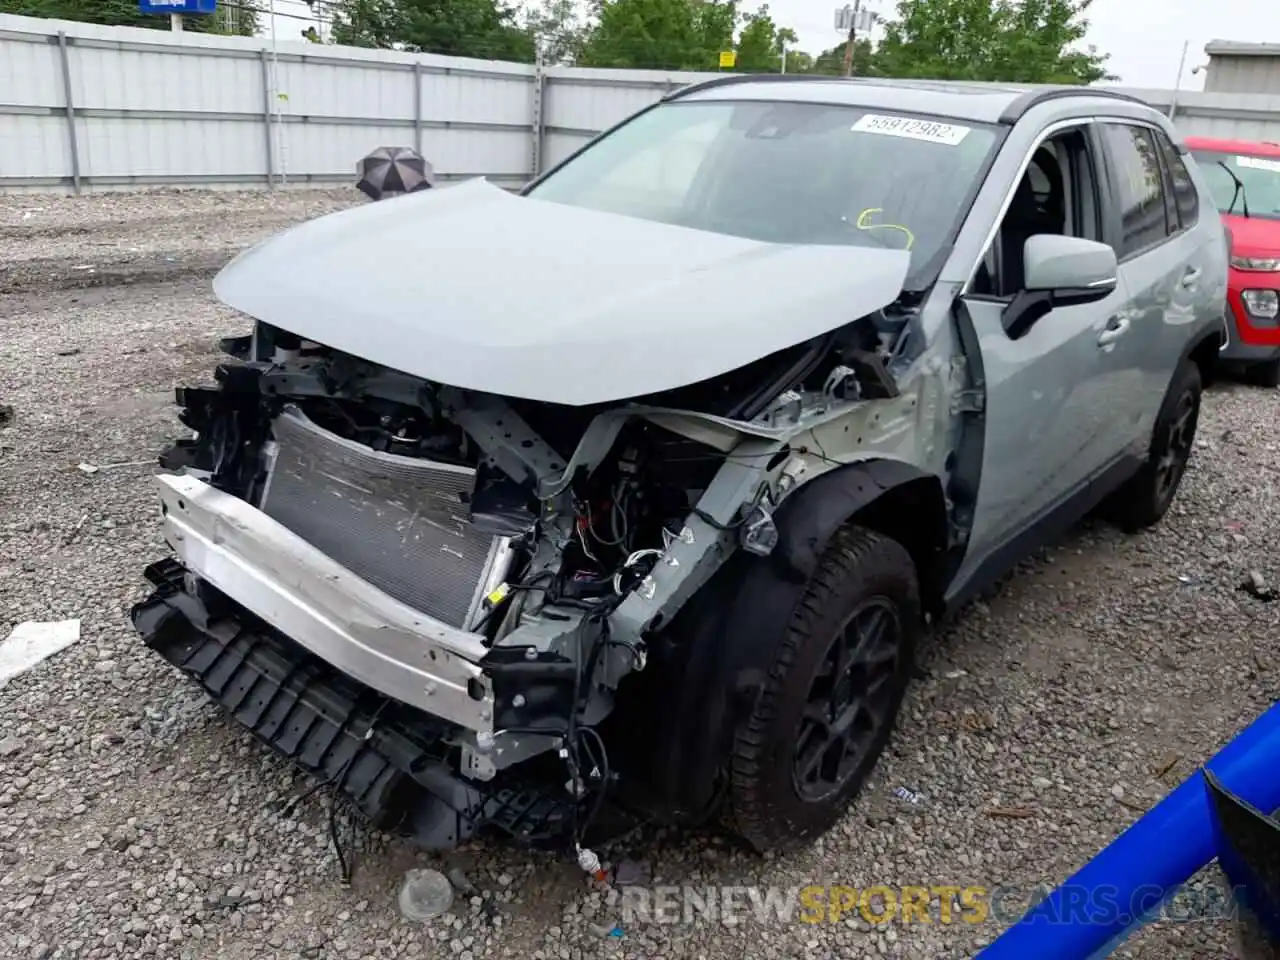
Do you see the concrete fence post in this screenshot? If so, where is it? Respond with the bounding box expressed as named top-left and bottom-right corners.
top-left (259, 49), bottom-right (276, 188)
top-left (55, 31), bottom-right (82, 195)
top-left (413, 62), bottom-right (424, 155)
top-left (529, 49), bottom-right (546, 181)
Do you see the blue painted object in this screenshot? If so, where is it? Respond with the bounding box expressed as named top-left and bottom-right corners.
top-left (1204, 768), bottom-right (1280, 951)
top-left (977, 701), bottom-right (1280, 959)
top-left (138, 0), bottom-right (217, 15)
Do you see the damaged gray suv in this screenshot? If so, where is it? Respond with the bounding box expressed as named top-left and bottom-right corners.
top-left (132, 77), bottom-right (1228, 858)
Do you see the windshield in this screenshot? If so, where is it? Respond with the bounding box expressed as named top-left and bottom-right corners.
top-left (525, 100), bottom-right (1002, 281)
top-left (1190, 148), bottom-right (1280, 220)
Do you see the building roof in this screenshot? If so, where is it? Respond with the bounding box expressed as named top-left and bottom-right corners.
top-left (669, 76), bottom-right (1149, 126)
top-left (1205, 40), bottom-right (1280, 58)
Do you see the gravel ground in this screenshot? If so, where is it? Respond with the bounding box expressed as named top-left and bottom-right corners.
top-left (2, 188), bottom-right (1277, 960)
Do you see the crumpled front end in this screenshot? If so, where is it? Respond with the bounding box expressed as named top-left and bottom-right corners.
top-left (131, 301), bottom-right (927, 851)
top-left (132, 556), bottom-right (577, 850)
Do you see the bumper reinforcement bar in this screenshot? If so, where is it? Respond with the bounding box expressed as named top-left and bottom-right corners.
top-left (131, 558), bottom-right (573, 850)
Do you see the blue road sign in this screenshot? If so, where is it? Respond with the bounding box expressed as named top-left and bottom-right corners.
top-left (138, 0), bottom-right (218, 14)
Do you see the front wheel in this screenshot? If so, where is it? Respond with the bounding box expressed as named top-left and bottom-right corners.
top-left (727, 525), bottom-right (919, 852)
top-left (1104, 359), bottom-right (1202, 533)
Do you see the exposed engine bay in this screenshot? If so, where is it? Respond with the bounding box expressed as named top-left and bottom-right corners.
top-left (131, 307), bottom-right (929, 854)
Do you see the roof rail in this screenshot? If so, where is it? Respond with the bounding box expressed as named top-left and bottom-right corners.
top-left (998, 86), bottom-right (1151, 124)
top-left (662, 73), bottom-right (864, 102)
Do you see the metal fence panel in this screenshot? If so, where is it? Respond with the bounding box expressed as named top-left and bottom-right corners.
top-left (1, 114), bottom-right (71, 182)
top-left (3, 12), bottom-right (1280, 193)
top-left (1, 30), bottom-right (63, 106)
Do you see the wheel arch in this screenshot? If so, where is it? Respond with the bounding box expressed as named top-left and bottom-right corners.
top-left (1188, 320), bottom-right (1223, 387)
top-left (619, 458), bottom-right (949, 820)
top-left (771, 459), bottom-right (950, 615)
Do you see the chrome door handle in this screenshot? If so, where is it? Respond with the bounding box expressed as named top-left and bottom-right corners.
top-left (1098, 316), bottom-right (1131, 346)
top-left (1180, 268), bottom-right (1202, 288)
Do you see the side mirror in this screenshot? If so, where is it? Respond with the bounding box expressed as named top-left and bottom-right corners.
top-left (1024, 234), bottom-right (1118, 297)
top-left (1005, 235), bottom-right (1119, 339)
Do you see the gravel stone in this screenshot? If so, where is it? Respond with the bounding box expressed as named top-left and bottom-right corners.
top-left (3, 188), bottom-right (1276, 959)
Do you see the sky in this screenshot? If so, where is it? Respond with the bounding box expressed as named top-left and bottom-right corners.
top-left (262, 0), bottom-right (1277, 93)
top-left (788, 0), bottom-right (1273, 91)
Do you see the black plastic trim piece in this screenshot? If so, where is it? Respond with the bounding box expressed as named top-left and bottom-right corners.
top-left (942, 296), bottom-right (988, 582)
top-left (998, 87), bottom-right (1151, 125)
top-left (941, 452), bottom-right (1143, 616)
top-left (768, 458), bottom-right (944, 582)
top-left (130, 562), bottom-right (576, 850)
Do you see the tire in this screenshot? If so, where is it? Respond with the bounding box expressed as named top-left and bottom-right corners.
top-left (1104, 359), bottom-right (1202, 533)
top-left (727, 525), bottom-right (919, 852)
top-left (1251, 359), bottom-right (1280, 388)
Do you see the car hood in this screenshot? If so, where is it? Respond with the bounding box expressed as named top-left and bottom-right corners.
top-left (213, 178), bottom-right (911, 406)
top-left (1223, 212), bottom-right (1280, 257)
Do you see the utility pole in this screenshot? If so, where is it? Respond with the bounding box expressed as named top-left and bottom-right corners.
top-left (1168, 39), bottom-right (1190, 120)
top-left (269, 0), bottom-right (287, 186)
top-left (841, 0), bottom-right (861, 77)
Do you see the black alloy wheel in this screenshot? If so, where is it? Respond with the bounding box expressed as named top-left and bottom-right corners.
top-left (1154, 386), bottom-right (1198, 506)
top-left (792, 598), bottom-right (901, 802)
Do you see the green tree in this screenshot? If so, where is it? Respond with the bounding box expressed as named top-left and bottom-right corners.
top-left (520, 0), bottom-right (585, 63)
top-left (576, 0), bottom-right (738, 71)
top-left (874, 0), bottom-right (1113, 83)
top-left (734, 4), bottom-right (795, 73)
top-left (330, 0), bottom-right (535, 61)
top-left (804, 39), bottom-right (877, 76)
top-left (781, 49), bottom-right (813, 73)
top-left (0, 0), bottom-right (259, 34)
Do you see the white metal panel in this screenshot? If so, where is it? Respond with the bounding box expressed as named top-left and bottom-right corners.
top-left (0, 35), bottom-right (62, 108)
top-left (76, 117), bottom-right (266, 179)
top-left (279, 124), bottom-right (527, 178)
top-left (280, 60), bottom-right (414, 120)
top-left (416, 128), bottom-right (530, 176)
top-left (544, 78), bottom-right (669, 135)
top-left (3, 12), bottom-right (1280, 193)
top-left (72, 45), bottom-right (261, 114)
top-left (279, 122), bottom-right (411, 176)
top-left (542, 130), bottom-right (594, 170)
top-left (0, 115), bottom-right (70, 179)
top-left (420, 71), bottom-right (532, 126)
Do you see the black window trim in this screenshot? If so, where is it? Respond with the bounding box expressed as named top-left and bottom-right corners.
top-left (1157, 130), bottom-right (1202, 231)
top-left (1061, 125), bottom-right (1104, 243)
top-left (1153, 129), bottom-right (1183, 234)
top-left (1152, 126), bottom-right (1199, 235)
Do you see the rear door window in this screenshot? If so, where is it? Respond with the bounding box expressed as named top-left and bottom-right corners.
top-left (1098, 122), bottom-right (1171, 259)
top-left (1154, 131), bottom-right (1199, 230)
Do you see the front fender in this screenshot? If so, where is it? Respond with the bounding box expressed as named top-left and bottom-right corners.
top-left (770, 457), bottom-right (944, 582)
top-left (631, 458), bottom-right (947, 818)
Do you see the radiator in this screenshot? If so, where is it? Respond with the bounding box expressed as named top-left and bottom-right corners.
top-left (258, 406), bottom-right (514, 630)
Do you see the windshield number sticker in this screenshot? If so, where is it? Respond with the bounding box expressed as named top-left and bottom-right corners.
top-left (851, 114), bottom-right (971, 145)
top-left (1238, 155), bottom-right (1280, 173)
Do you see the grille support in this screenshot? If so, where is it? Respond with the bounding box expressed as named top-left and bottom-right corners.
top-left (258, 406), bottom-right (514, 630)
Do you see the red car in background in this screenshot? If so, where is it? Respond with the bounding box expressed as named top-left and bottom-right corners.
top-left (1185, 137), bottom-right (1280, 385)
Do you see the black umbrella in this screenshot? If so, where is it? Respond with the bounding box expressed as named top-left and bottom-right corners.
top-left (357, 147), bottom-right (434, 201)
